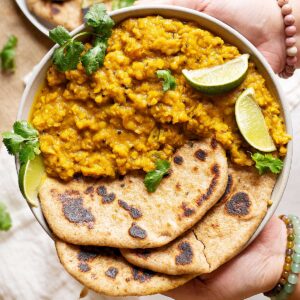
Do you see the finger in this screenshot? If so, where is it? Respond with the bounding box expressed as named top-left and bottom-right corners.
top-left (164, 278), bottom-right (219, 300)
top-left (135, 0), bottom-right (207, 11)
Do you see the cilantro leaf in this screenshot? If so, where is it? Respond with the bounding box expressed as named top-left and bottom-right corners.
top-left (156, 70), bottom-right (176, 92)
top-left (112, 0), bottom-right (136, 10)
top-left (19, 140), bottom-right (40, 165)
top-left (84, 4), bottom-right (115, 36)
top-left (0, 35), bottom-right (18, 72)
top-left (251, 153), bottom-right (284, 175)
top-left (49, 26), bottom-right (71, 46)
top-left (53, 41), bottom-right (84, 72)
top-left (81, 38), bottom-right (107, 75)
top-left (2, 121), bottom-right (40, 165)
top-left (2, 133), bottom-right (25, 155)
top-left (13, 121), bottom-right (38, 138)
top-left (144, 160), bottom-right (170, 193)
top-left (50, 4), bottom-right (115, 74)
top-left (0, 203), bottom-right (12, 231)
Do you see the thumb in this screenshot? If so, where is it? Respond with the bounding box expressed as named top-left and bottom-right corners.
top-left (135, 0), bottom-right (207, 11)
top-left (258, 48), bottom-right (285, 74)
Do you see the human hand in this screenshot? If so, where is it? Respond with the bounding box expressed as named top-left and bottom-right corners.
top-left (135, 0), bottom-right (286, 73)
top-left (163, 217), bottom-right (286, 300)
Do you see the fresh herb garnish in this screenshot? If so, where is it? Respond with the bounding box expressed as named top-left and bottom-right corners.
top-left (0, 203), bottom-right (12, 231)
top-left (156, 70), bottom-right (176, 92)
top-left (144, 160), bottom-right (170, 193)
top-left (251, 153), bottom-right (284, 175)
top-left (49, 4), bottom-right (114, 75)
top-left (0, 35), bottom-right (18, 72)
top-left (2, 121), bottom-right (40, 165)
top-left (112, 0), bottom-right (136, 10)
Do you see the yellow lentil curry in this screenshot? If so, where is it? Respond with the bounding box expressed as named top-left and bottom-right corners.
top-left (31, 16), bottom-right (290, 181)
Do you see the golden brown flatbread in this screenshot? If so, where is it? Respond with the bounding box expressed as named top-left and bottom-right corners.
top-left (55, 240), bottom-right (194, 296)
top-left (121, 165), bottom-right (276, 275)
top-left (26, 0), bottom-right (114, 31)
top-left (26, 0), bottom-right (83, 30)
top-left (39, 139), bottom-right (228, 248)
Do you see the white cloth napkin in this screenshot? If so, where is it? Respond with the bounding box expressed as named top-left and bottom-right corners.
top-left (0, 71), bottom-right (300, 300)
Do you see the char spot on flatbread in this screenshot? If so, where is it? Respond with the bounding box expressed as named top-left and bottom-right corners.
top-left (136, 249), bottom-right (152, 259)
top-left (105, 267), bottom-right (119, 279)
top-left (194, 149), bottom-right (207, 161)
top-left (84, 186), bottom-right (94, 195)
top-left (97, 186), bottom-right (116, 204)
top-left (129, 223), bottom-right (147, 239)
top-left (197, 164), bottom-right (220, 205)
top-left (175, 242), bottom-right (193, 265)
top-left (175, 183), bottom-right (181, 191)
top-left (188, 141), bottom-right (194, 148)
top-left (97, 186), bottom-right (107, 196)
top-left (118, 200), bottom-right (142, 219)
top-left (192, 166), bottom-right (199, 172)
top-left (218, 174), bottom-right (233, 205)
top-left (78, 262), bottom-right (90, 272)
top-left (78, 247), bottom-right (99, 262)
top-left (132, 267), bottom-right (154, 283)
top-left (60, 195), bottom-right (95, 224)
top-left (226, 192), bottom-right (251, 216)
top-left (174, 155), bottom-right (184, 165)
top-left (211, 138), bottom-right (217, 149)
top-left (51, 5), bottom-right (60, 15)
top-left (182, 202), bottom-right (195, 217)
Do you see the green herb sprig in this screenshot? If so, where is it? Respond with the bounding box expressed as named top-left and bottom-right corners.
top-left (156, 70), bottom-right (177, 92)
top-left (251, 153), bottom-right (284, 175)
top-left (49, 4), bottom-right (114, 75)
top-left (112, 0), bottom-right (136, 10)
top-left (144, 160), bottom-right (170, 193)
top-left (0, 203), bottom-right (12, 231)
top-left (0, 35), bottom-right (18, 72)
top-left (2, 121), bottom-right (40, 165)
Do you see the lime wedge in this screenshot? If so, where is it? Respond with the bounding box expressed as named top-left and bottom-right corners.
top-left (235, 88), bottom-right (276, 152)
top-left (18, 155), bottom-right (46, 207)
top-left (182, 54), bottom-right (249, 94)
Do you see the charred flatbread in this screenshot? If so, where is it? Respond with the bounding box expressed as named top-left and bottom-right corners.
top-left (26, 0), bottom-right (83, 30)
top-left (26, 0), bottom-right (113, 31)
top-left (39, 139), bottom-right (228, 248)
top-left (121, 165), bottom-right (276, 275)
top-left (55, 240), bottom-right (194, 296)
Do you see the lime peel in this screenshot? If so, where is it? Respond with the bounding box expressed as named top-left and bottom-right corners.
top-left (235, 88), bottom-right (276, 152)
top-left (18, 155), bottom-right (46, 207)
top-left (182, 54), bottom-right (249, 94)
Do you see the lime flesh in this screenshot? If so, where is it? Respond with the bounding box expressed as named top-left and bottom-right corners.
top-left (19, 155), bottom-right (46, 207)
top-left (235, 88), bottom-right (276, 152)
top-left (182, 54), bottom-right (249, 94)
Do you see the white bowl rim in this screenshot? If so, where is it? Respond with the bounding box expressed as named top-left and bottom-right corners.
top-left (17, 4), bottom-right (293, 246)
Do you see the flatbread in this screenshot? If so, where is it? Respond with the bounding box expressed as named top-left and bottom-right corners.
top-left (26, 0), bottom-right (113, 31)
top-left (55, 240), bottom-right (194, 296)
top-left (26, 0), bottom-right (83, 30)
top-left (39, 138), bottom-right (228, 248)
top-left (121, 165), bottom-right (276, 275)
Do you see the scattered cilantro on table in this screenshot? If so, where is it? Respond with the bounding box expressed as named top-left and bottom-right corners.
top-left (0, 35), bottom-right (18, 72)
top-left (49, 4), bottom-right (115, 75)
top-left (156, 70), bottom-right (177, 92)
top-left (144, 160), bottom-right (171, 193)
top-left (112, 0), bottom-right (136, 10)
top-left (0, 203), bottom-right (12, 231)
top-left (2, 121), bottom-right (40, 165)
top-left (251, 153), bottom-right (284, 175)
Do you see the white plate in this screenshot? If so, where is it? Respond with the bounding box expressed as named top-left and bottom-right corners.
top-left (17, 5), bottom-right (293, 246)
top-left (15, 0), bottom-right (53, 36)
